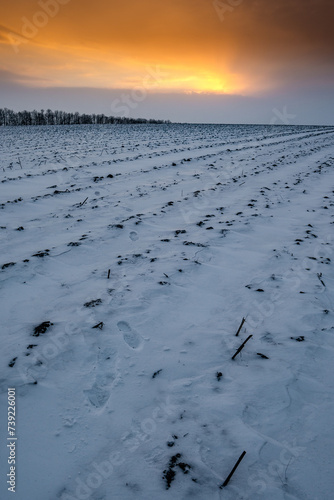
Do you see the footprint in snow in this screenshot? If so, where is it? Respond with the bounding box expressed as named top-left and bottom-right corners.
top-left (84, 349), bottom-right (120, 408)
top-left (84, 382), bottom-right (112, 409)
top-left (129, 231), bottom-right (139, 241)
top-left (117, 321), bottom-right (142, 349)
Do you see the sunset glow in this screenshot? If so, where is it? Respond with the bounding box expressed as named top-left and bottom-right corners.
top-left (0, 0), bottom-right (333, 123)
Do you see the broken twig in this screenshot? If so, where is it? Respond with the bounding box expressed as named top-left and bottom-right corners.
top-left (92, 322), bottom-right (104, 330)
top-left (235, 317), bottom-right (245, 337)
top-left (220, 451), bottom-right (246, 488)
top-left (232, 335), bottom-right (253, 360)
top-left (79, 197), bottom-right (88, 207)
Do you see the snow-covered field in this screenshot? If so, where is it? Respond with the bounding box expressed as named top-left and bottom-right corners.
top-left (1, 123), bottom-right (334, 500)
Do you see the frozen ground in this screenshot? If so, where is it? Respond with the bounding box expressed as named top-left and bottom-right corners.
top-left (0, 123), bottom-right (334, 500)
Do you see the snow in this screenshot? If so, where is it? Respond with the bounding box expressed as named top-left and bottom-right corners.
top-left (0, 123), bottom-right (334, 500)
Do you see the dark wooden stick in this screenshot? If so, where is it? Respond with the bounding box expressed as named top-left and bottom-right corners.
top-left (107, 269), bottom-right (110, 279)
top-left (79, 197), bottom-right (88, 207)
top-left (232, 335), bottom-right (253, 360)
top-left (235, 317), bottom-right (245, 337)
top-left (92, 322), bottom-right (104, 330)
top-left (220, 451), bottom-right (246, 488)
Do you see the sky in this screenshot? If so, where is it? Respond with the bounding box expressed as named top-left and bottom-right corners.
top-left (0, 0), bottom-right (333, 124)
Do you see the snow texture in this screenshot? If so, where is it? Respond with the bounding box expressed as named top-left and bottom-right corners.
top-left (0, 123), bottom-right (334, 500)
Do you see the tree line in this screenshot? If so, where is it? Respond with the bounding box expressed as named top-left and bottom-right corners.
top-left (0, 108), bottom-right (170, 126)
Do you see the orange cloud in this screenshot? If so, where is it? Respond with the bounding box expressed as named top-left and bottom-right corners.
top-left (0, 0), bottom-right (333, 94)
